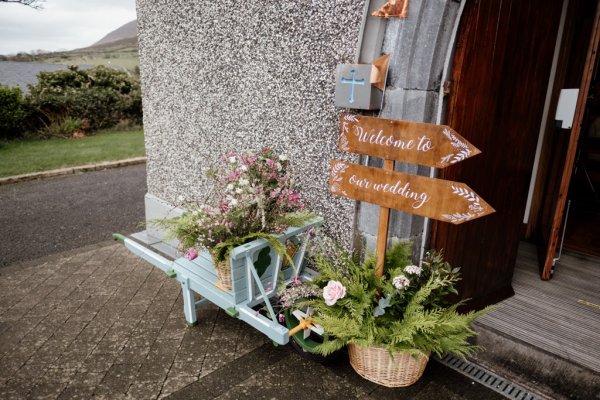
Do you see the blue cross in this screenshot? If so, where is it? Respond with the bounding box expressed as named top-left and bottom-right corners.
top-left (340, 69), bottom-right (365, 104)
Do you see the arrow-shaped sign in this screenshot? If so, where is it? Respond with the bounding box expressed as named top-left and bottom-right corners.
top-left (339, 113), bottom-right (480, 168)
top-left (330, 160), bottom-right (494, 224)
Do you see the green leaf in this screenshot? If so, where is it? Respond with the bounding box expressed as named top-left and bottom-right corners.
top-left (254, 247), bottom-right (271, 277)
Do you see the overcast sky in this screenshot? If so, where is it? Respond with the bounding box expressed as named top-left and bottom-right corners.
top-left (0, 0), bottom-right (137, 55)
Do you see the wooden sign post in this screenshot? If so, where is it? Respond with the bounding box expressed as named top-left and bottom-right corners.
top-left (330, 160), bottom-right (494, 223)
top-left (331, 114), bottom-right (494, 277)
top-left (339, 113), bottom-right (480, 168)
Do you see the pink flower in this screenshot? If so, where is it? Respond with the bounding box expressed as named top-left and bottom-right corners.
top-left (185, 248), bottom-right (198, 261)
top-left (278, 313), bottom-right (285, 323)
top-left (323, 280), bottom-right (346, 306)
top-left (291, 275), bottom-right (302, 286)
top-left (270, 188), bottom-right (281, 199)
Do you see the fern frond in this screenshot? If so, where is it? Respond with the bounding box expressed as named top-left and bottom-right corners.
top-left (277, 211), bottom-right (320, 227)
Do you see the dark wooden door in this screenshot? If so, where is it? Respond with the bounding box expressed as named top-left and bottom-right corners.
top-left (538, 1), bottom-right (600, 279)
top-left (431, 0), bottom-right (563, 309)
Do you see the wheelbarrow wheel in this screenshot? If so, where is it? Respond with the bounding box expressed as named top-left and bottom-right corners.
top-left (284, 308), bottom-right (340, 363)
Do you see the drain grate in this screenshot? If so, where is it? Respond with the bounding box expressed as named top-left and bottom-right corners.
top-left (435, 354), bottom-right (545, 400)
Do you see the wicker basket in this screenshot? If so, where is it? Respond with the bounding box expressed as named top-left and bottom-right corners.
top-left (348, 343), bottom-right (429, 387)
top-left (212, 255), bottom-right (232, 291)
top-left (282, 241), bottom-right (299, 269)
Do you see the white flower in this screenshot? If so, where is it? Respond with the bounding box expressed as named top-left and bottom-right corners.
top-left (279, 154), bottom-right (288, 161)
top-left (276, 162), bottom-right (282, 171)
top-left (177, 195), bottom-right (185, 203)
top-left (240, 165), bottom-right (248, 171)
top-left (235, 188), bottom-right (243, 194)
top-left (227, 183), bottom-right (234, 191)
top-left (229, 198), bottom-right (238, 206)
top-left (239, 178), bottom-right (249, 186)
top-left (404, 265), bottom-right (422, 276)
top-left (228, 156), bottom-right (236, 163)
top-left (392, 275), bottom-right (410, 290)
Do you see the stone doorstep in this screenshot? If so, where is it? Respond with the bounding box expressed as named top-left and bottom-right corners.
top-left (470, 323), bottom-right (600, 400)
top-left (0, 157), bottom-right (147, 186)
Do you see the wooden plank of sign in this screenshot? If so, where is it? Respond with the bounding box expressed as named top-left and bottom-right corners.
top-left (330, 160), bottom-right (495, 224)
top-left (375, 159), bottom-right (394, 278)
top-left (339, 113), bottom-right (481, 168)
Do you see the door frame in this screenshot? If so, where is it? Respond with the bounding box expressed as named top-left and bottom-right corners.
top-left (540, 1), bottom-right (600, 280)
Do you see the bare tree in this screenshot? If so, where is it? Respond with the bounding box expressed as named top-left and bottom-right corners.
top-left (0, 0), bottom-right (45, 9)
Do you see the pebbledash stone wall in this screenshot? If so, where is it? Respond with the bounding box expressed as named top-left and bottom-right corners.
top-left (136, 0), bottom-right (365, 246)
top-left (136, 0), bottom-right (463, 252)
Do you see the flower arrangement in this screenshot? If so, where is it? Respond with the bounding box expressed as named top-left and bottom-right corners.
top-left (156, 148), bottom-right (316, 267)
top-left (278, 239), bottom-right (490, 359)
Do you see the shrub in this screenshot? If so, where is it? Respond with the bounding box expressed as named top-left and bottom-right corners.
top-left (0, 85), bottom-right (27, 140)
top-left (41, 116), bottom-right (83, 138)
top-left (26, 65), bottom-right (143, 133)
top-left (279, 240), bottom-right (491, 358)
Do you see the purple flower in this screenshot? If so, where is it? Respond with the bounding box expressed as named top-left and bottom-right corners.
top-left (185, 248), bottom-right (198, 261)
top-left (278, 313), bottom-right (285, 323)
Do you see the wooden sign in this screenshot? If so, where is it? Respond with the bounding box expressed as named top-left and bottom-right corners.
top-left (330, 160), bottom-right (494, 224)
top-left (339, 113), bottom-right (480, 168)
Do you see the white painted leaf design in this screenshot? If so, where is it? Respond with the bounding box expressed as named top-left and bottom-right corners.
top-left (450, 185), bottom-right (484, 215)
top-left (331, 162), bottom-right (349, 197)
top-left (451, 149), bottom-right (472, 164)
top-left (440, 154), bottom-right (453, 164)
top-left (340, 135), bottom-right (349, 151)
top-left (442, 128), bottom-right (469, 150)
top-left (442, 212), bottom-right (474, 223)
top-left (332, 162), bottom-right (348, 176)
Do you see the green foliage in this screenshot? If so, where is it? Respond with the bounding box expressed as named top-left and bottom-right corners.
top-left (26, 65), bottom-right (142, 133)
top-left (42, 116), bottom-right (83, 138)
top-left (253, 247), bottom-right (272, 277)
top-left (155, 211), bottom-right (314, 266)
top-left (291, 242), bottom-right (492, 357)
top-left (0, 85), bottom-right (27, 140)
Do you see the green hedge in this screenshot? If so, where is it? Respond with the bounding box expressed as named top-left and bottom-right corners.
top-left (0, 85), bottom-right (27, 140)
top-left (26, 65), bottom-right (143, 136)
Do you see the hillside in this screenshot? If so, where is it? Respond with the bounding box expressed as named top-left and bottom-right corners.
top-left (0, 20), bottom-right (139, 73)
top-left (92, 20), bottom-right (138, 47)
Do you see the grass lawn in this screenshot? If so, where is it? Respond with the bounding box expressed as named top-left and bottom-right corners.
top-left (0, 130), bottom-right (145, 178)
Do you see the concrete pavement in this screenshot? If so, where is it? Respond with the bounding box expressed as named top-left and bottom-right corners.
top-left (0, 242), bottom-right (507, 400)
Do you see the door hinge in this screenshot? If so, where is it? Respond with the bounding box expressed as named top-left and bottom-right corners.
top-left (443, 80), bottom-right (452, 96)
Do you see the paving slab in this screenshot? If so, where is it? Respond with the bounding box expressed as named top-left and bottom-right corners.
top-left (0, 243), bottom-right (268, 399)
top-left (0, 242), bottom-right (508, 400)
